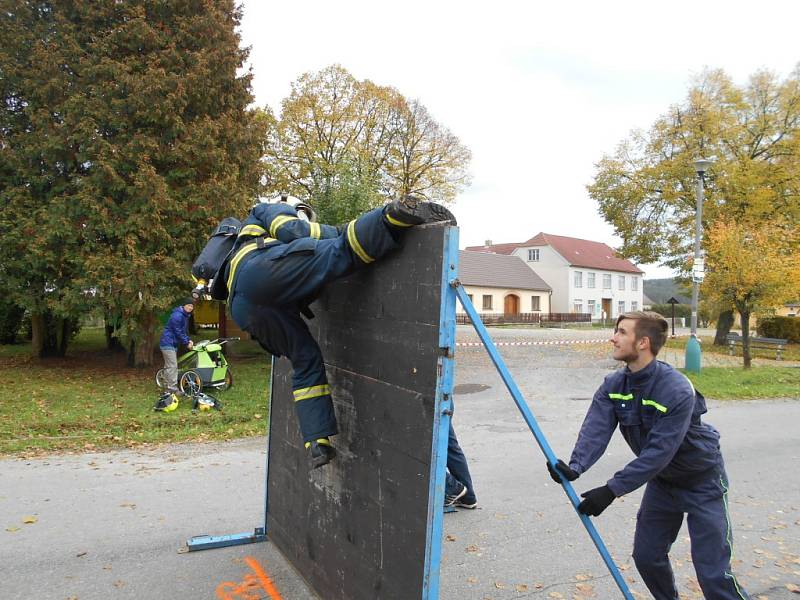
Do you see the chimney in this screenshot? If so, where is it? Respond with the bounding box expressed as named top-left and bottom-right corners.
top-left (484, 239), bottom-right (492, 247)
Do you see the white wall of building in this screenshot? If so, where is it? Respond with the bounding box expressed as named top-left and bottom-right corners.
top-left (458, 285), bottom-right (551, 314)
top-left (508, 246), bottom-right (643, 317)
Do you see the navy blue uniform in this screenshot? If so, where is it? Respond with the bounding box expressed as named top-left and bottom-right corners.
top-left (225, 203), bottom-right (404, 443)
top-left (569, 360), bottom-right (749, 600)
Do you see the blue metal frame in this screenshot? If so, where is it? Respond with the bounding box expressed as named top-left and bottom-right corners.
top-left (453, 282), bottom-right (634, 600)
top-left (422, 225), bottom-right (459, 600)
top-left (186, 356), bottom-right (273, 552)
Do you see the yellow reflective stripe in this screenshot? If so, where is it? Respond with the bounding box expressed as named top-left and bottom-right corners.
top-left (608, 393), bottom-right (633, 401)
top-left (226, 243), bottom-right (260, 293)
top-left (309, 222), bottom-right (321, 239)
top-left (269, 215), bottom-right (298, 237)
top-left (346, 220), bottom-right (374, 263)
top-left (720, 475), bottom-right (749, 600)
top-left (239, 224), bottom-right (267, 237)
top-left (293, 384), bottom-right (331, 401)
top-left (385, 213), bottom-right (414, 227)
top-left (226, 236), bottom-right (277, 292)
top-left (642, 399), bottom-right (667, 413)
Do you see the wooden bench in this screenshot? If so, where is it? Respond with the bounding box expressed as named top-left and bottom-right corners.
top-left (725, 333), bottom-right (788, 360)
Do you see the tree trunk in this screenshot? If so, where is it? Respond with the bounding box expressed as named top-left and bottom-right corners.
top-left (131, 311), bottom-right (158, 367)
top-left (740, 309), bottom-right (751, 369)
top-left (713, 309), bottom-right (735, 346)
top-left (104, 312), bottom-right (123, 351)
top-left (30, 312), bottom-right (46, 357)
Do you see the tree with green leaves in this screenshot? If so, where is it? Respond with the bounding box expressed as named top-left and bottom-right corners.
top-left (1, 1), bottom-right (265, 364)
top-left (264, 64), bottom-right (471, 221)
top-left (587, 67), bottom-right (800, 342)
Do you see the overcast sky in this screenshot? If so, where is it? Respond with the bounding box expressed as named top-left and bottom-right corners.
top-left (238, 1), bottom-right (799, 279)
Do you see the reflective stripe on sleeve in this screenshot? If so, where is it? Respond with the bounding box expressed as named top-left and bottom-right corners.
top-left (270, 215), bottom-right (299, 237)
top-left (293, 384), bottom-right (331, 402)
top-left (309, 222), bottom-right (321, 239)
top-left (608, 393), bottom-right (634, 401)
top-left (239, 224), bottom-right (267, 237)
top-left (346, 220), bottom-right (374, 263)
top-left (385, 213), bottom-right (414, 227)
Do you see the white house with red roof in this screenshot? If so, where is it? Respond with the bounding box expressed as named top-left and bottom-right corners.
top-left (465, 233), bottom-right (644, 320)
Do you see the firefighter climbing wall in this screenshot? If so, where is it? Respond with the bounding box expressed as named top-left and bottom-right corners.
top-left (268, 224), bottom-right (454, 600)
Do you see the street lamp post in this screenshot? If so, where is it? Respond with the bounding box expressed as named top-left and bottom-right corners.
top-left (685, 158), bottom-right (712, 373)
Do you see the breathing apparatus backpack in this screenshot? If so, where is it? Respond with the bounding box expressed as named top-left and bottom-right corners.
top-left (191, 217), bottom-right (241, 301)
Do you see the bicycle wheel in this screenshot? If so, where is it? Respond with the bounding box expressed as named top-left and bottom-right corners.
top-left (155, 369), bottom-right (169, 389)
top-left (217, 370), bottom-right (233, 392)
top-left (179, 370), bottom-right (203, 396)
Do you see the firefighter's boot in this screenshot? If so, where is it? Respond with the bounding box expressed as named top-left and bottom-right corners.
top-left (385, 194), bottom-right (457, 226)
top-left (306, 438), bottom-right (336, 469)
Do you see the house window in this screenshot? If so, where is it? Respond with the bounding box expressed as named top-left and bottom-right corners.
top-left (467, 294), bottom-right (473, 305)
top-left (631, 277), bottom-right (638, 291)
top-left (574, 271), bottom-right (583, 288)
top-left (618, 275), bottom-right (626, 290)
top-left (531, 295), bottom-right (541, 311)
top-left (631, 301), bottom-right (639, 311)
top-left (527, 249), bottom-right (539, 261)
top-left (618, 300), bottom-right (625, 315)
top-left (603, 274), bottom-right (612, 289)
top-left (587, 273), bottom-right (595, 288)
top-left (482, 295), bottom-right (493, 310)
top-left (588, 299), bottom-right (596, 315)
top-left (573, 299), bottom-right (583, 313)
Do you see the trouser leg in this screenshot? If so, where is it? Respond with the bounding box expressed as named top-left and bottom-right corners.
top-left (632, 481), bottom-right (683, 600)
top-left (161, 348), bottom-right (178, 393)
top-left (283, 313), bottom-right (337, 443)
top-left (687, 473), bottom-right (751, 600)
top-left (447, 423), bottom-right (476, 502)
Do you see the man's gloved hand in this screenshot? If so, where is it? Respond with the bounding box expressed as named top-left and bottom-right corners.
top-left (546, 459), bottom-right (579, 483)
top-left (577, 485), bottom-right (616, 516)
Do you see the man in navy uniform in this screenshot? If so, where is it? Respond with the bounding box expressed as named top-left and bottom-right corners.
top-left (547, 311), bottom-right (750, 600)
top-left (220, 194), bottom-right (454, 469)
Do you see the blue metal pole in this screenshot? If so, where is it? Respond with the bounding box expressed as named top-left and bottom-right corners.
top-left (453, 282), bottom-right (634, 600)
top-left (423, 225), bottom-right (460, 600)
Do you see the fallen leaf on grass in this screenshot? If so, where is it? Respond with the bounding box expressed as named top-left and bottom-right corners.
top-left (22, 516), bottom-right (37, 524)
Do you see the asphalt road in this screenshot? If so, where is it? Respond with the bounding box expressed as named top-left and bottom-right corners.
top-left (2, 334), bottom-right (798, 600)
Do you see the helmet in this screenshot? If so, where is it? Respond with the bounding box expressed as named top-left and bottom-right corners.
top-left (257, 193), bottom-right (317, 222)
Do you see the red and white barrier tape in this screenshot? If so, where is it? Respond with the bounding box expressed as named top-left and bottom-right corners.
top-left (455, 338), bottom-right (608, 347)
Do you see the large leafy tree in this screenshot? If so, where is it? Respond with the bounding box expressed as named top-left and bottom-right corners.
top-left (587, 67), bottom-right (800, 341)
top-left (702, 219), bottom-right (799, 367)
top-left (265, 64), bottom-right (471, 220)
top-left (1, 1), bottom-right (265, 363)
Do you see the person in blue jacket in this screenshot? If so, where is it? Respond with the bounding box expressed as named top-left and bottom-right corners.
top-left (547, 311), bottom-right (750, 600)
top-left (156, 299), bottom-right (194, 412)
top-left (222, 194), bottom-right (455, 469)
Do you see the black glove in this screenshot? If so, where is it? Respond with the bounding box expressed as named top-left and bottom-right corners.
top-left (546, 459), bottom-right (579, 483)
top-left (578, 485), bottom-right (616, 516)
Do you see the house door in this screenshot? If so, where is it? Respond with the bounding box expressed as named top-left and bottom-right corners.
top-left (602, 298), bottom-right (612, 321)
top-left (504, 294), bottom-right (520, 315)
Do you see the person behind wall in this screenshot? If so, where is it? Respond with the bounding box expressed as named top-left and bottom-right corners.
top-left (155, 299), bottom-right (195, 412)
top-left (444, 422), bottom-right (478, 509)
top-left (547, 311), bottom-right (751, 600)
top-left (220, 194), bottom-right (456, 470)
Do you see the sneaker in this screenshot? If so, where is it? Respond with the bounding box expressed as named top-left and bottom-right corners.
top-left (154, 392), bottom-right (179, 413)
top-left (306, 438), bottom-right (336, 469)
top-left (385, 195), bottom-right (457, 226)
top-left (444, 482), bottom-right (467, 507)
top-left (454, 496), bottom-right (478, 509)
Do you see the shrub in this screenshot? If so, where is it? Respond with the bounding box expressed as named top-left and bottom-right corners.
top-left (757, 316), bottom-right (800, 343)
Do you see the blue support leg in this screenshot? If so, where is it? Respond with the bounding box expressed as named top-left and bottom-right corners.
top-left (453, 281), bottom-right (634, 600)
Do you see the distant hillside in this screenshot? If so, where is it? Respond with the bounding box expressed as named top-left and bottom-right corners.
top-left (644, 278), bottom-right (691, 304)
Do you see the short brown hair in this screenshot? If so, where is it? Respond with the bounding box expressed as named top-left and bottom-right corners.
top-left (615, 311), bottom-right (668, 355)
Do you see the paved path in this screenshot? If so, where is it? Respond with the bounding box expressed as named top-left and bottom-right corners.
top-left (2, 334), bottom-right (798, 600)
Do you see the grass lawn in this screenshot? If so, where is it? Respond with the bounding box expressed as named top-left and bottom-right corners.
top-left (682, 366), bottom-right (800, 400)
top-left (0, 327), bottom-right (272, 455)
top-left (663, 336), bottom-right (800, 362)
